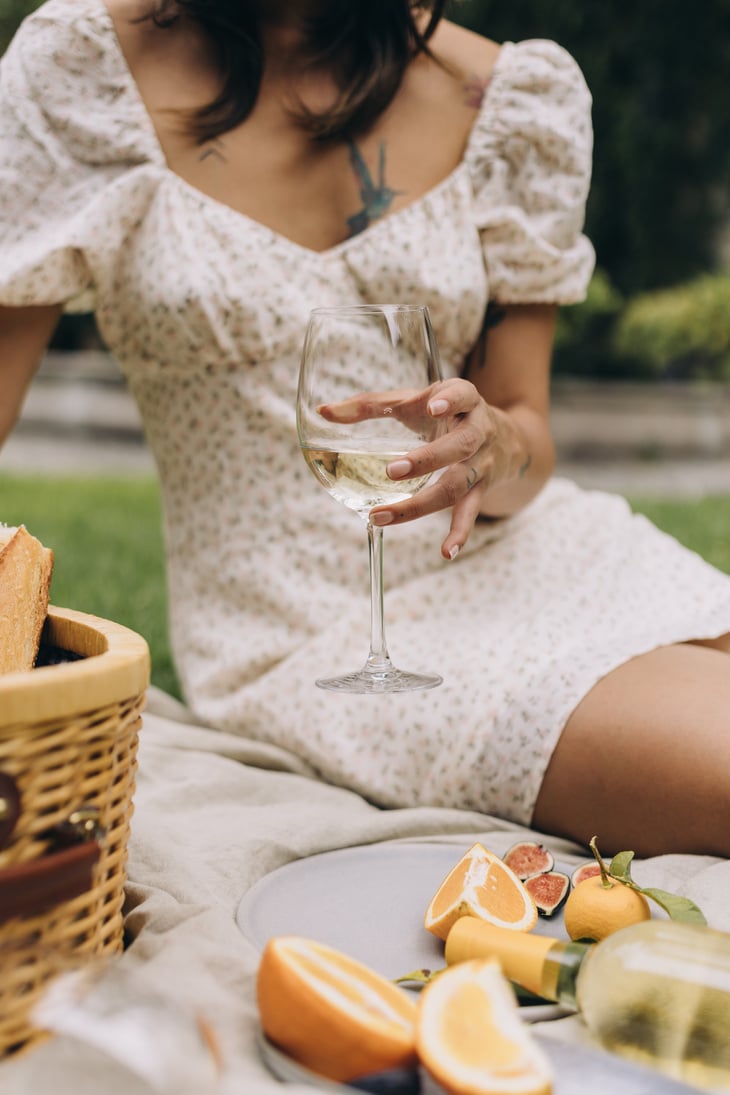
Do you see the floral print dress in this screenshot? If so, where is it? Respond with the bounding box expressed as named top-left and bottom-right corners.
top-left (3, 0), bottom-right (730, 824)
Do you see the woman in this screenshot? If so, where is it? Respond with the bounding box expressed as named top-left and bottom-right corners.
top-left (1, 0), bottom-right (729, 857)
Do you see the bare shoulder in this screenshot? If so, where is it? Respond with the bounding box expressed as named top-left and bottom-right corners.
top-left (429, 19), bottom-right (501, 83)
top-left (102, 0), bottom-right (151, 30)
top-left (102, 0), bottom-right (215, 110)
top-left (102, 0), bottom-right (157, 52)
top-left (102, 0), bottom-right (191, 58)
top-left (102, 0), bottom-right (157, 22)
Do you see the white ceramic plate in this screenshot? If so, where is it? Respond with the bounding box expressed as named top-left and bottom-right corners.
top-left (257, 1029), bottom-right (697, 1095)
top-left (236, 840), bottom-right (575, 1022)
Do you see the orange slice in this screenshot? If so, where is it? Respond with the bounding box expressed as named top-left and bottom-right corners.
top-left (417, 958), bottom-right (554, 1095)
top-left (256, 935), bottom-right (417, 1082)
top-left (424, 843), bottom-right (538, 940)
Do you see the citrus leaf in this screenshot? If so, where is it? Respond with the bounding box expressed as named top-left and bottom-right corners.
top-left (638, 888), bottom-right (707, 925)
top-left (608, 850), bottom-right (635, 882)
top-left (595, 843), bottom-right (708, 924)
top-left (393, 968), bottom-right (440, 986)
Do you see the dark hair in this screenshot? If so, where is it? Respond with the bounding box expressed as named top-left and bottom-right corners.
top-left (140, 1), bottom-right (447, 143)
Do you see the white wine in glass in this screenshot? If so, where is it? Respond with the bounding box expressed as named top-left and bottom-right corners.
top-left (297, 304), bottom-right (444, 693)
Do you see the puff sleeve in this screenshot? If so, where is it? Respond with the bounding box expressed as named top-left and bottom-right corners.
top-left (0, 2), bottom-right (156, 310)
top-left (467, 40), bottom-right (596, 305)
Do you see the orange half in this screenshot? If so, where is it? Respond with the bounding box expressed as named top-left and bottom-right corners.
top-left (256, 935), bottom-right (417, 1082)
top-left (417, 958), bottom-right (553, 1095)
top-left (424, 843), bottom-right (538, 941)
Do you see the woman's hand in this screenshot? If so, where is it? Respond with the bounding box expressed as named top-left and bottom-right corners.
top-left (319, 376), bottom-right (529, 559)
top-left (318, 303), bottom-right (558, 560)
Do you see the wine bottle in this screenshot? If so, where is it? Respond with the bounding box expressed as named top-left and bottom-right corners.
top-left (445, 917), bottom-right (730, 1091)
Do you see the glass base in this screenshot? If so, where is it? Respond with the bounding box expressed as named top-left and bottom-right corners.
top-left (315, 667), bottom-right (443, 694)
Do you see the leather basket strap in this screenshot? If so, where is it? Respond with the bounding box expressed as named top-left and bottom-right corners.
top-left (0, 773), bottom-right (103, 924)
top-left (0, 840), bottom-right (102, 925)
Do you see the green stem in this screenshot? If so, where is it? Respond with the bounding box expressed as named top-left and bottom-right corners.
top-left (589, 835), bottom-right (613, 889)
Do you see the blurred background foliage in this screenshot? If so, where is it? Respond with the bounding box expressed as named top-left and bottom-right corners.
top-left (452, 0), bottom-right (730, 293)
top-left (2, 0), bottom-right (730, 380)
top-left (451, 0), bottom-right (730, 381)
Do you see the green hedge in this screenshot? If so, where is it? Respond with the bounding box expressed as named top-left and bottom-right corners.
top-left (553, 269), bottom-right (629, 378)
top-left (613, 276), bottom-right (730, 381)
top-left (452, 0), bottom-right (730, 295)
top-left (555, 272), bottom-right (730, 382)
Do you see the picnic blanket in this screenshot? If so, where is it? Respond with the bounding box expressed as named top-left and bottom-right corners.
top-left (2, 689), bottom-right (729, 1094)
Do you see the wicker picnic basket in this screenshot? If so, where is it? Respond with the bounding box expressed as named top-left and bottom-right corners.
top-left (0, 606), bottom-right (150, 1057)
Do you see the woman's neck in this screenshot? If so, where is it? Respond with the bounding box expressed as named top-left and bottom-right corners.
top-left (256, 1), bottom-right (345, 76)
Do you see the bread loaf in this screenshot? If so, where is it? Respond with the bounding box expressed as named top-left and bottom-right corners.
top-left (0, 525), bottom-right (54, 674)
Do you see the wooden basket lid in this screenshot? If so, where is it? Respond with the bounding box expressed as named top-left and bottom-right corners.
top-left (0, 606), bottom-right (150, 728)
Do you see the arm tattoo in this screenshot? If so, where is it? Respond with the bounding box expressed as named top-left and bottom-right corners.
top-left (484, 301), bottom-right (507, 330)
top-left (473, 302), bottom-right (507, 371)
top-left (346, 140), bottom-right (404, 236)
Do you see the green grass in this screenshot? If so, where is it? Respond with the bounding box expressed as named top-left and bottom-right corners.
top-left (629, 495), bottom-right (730, 576)
top-left (2, 474), bottom-right (729, 701)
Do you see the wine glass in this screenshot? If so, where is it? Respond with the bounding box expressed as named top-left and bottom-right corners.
top-left (297, 304), bottom-right (445, 693)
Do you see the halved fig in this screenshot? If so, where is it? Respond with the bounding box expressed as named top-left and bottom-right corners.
top-left (571, 862), bottom-right (605, 889)
top-left (502, 841), bottom-right (554, 881)
top-left (524, 870), bottom-right (570, 917)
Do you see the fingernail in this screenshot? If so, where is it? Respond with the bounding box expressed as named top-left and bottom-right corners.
top-left (371, 511), bottom-right (394, 526)
top-left (429, 399), bottom-right (449, 416)
top-left (448, 545), bottom-right (460, 560)
top-left (387, 459), bottom-right (412, 479)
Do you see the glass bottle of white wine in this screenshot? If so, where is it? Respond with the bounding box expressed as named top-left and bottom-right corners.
top-left (445, 917), bottom-right (730, 1091)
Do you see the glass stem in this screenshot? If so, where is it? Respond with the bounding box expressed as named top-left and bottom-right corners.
top-left (365, 522), bottom-right (393, 675)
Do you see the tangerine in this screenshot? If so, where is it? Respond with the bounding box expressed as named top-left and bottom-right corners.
top-left (563, 874), bottom-right (651, 942)
top-left (256, 935), bottom-right (417, 1082)
top-left (424, 843), bottom-right (538, 941)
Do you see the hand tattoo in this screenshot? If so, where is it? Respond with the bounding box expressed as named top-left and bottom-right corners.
top-left (466, 466), bottom-right (479, 490)
top-left (518, 453), bottom-right (532, 478)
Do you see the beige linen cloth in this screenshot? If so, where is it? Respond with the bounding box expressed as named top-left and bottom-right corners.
top-left (2, 691), bottom-right (729, 1094)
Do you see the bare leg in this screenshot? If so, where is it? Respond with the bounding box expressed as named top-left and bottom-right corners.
top-left (532, 640), bottom-right (730, 858)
